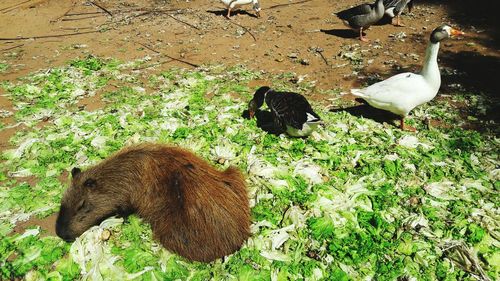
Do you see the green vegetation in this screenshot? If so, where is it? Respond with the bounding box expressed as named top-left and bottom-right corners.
top-left (0, 62), bottom-right (8, 73)
top-left (0, 56), bottom-right (498, 280)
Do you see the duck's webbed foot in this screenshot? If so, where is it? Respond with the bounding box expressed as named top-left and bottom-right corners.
top-left (393, 16), bottom-right (405, 27)
top-left (359, 28), bottom-right (370, 42)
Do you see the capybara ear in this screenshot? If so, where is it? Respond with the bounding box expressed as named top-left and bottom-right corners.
top-left (71, 167), bottom-right (81, 178)
top-left (83, 178), bottom-right (97, 188)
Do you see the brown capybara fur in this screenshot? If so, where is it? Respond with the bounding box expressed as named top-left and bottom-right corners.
top-left (56, 143), bottom-right (250, 262)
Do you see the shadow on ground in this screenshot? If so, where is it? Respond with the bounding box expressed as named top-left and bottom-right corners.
top-left (417, 0), bottom-right (499, 49)
top-left (321, 29), bottom-right (359, 39)
top-left (206, 9), bottom-right (258, 19)
top-left (330, 100), bottom-right (401, 128)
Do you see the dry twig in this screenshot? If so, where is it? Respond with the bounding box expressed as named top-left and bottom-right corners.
top-left (268, 0), bottom-right (312, 9)
top-left (1, 44), bottom-right (24, 52)
top-left (135, 42), bottom-right (199, 68)
top-left (228, 21), bottom-right (256, 41)
top-left (136, 42), bottom-right (160, 54)
top-left (0, 0), bottom-right (31, 13)
top-left (90, 1), bottom-right (113, 17)
top-left (0, 30), bottom-right (100, 41)
top-left (442, 241), bottom-right (491, 281)
top-left (317, 50), bottom-right (328, 65)
top-left (166, 14), bottom-right (200, 30)
top-left (51, 1), bottom-right (78, 22)
top-left (61, 14), bottom-right (105, 21)
top-left (66, 11), bottom-right (103, 16)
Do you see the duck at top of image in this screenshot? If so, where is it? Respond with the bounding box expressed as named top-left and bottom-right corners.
top-left (350, 24), bottom-right (465, 131)
top-left (247, 86), bottom-right (322, 137)
top-left (220, 0), bottom-right (261, 19)
top-left (383, 0), bottom-right (414, 26)
top-left (336, 0), bottom-right (385, 42)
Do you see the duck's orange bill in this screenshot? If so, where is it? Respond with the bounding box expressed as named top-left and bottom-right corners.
top-left (451, 28), bottom-right (465, 36)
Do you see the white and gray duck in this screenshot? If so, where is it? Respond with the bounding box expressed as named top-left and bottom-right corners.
top-left (351, 25), bottom-right (465, 131)
top-left (383, 0), bottom-right (414, 26)
top-left (220, 0), bottom-right (261, 19)
top-left (248, 86), bottom-right (321, 137)
top-left (336, 0), bottom-right (385, 42)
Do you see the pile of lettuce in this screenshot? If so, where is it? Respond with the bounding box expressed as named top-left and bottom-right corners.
top-left (0, 56), bottom-right (498, 280)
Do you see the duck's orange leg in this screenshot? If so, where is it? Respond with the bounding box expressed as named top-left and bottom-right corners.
top-left (359, 28), bottom-right (369, 42)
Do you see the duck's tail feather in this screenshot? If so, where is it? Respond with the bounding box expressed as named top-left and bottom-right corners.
top-left (350, 88), bottom-right (367, 98)
top-left (306, 112), bottom-right (321, 123)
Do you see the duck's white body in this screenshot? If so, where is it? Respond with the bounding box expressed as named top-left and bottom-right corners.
top-left (351, 42), bottom-right (441, 117)
top-left (220, 0), bottom-right (258, 10)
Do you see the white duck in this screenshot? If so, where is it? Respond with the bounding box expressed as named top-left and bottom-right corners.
top-left (351, 25), bottom-right (465, 131)
top-left (220, 0), bottom-right (261, 19)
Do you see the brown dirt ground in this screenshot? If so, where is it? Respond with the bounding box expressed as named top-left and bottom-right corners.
top-left (0, 0), bottom-right (499, 234)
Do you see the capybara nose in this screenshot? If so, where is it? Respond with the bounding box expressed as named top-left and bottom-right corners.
top-left (55, 216), bottom-right (76, 241)
top-left (55, 226), bottom-right (76, 242)
top-left (56, 224), bottom-right (75, 242)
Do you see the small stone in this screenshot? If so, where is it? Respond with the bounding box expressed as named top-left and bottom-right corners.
top-left (218, 158), bottom-right (226, 164)
top-left (300, 59), bottom-right (310, 65)
top-left (101, 229), bottom-right (111, 241)
top-left (288, 53), bottom-right (298, 58)
top-left (408, 196), bottom-right (420, 206)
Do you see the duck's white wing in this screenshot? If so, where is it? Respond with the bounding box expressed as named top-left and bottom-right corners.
top-left (351, 72), bottom-right (429, 115)
top-left (220, 0), bottom-right (254, 7)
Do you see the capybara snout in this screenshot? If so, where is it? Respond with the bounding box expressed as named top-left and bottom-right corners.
top-left (56, 167), bottom-right (128, 241)
top-left (56, 144), bottom-right (251, 262)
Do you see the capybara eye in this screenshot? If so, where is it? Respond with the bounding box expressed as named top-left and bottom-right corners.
top-left (83, 178), bottom-right (96, 188)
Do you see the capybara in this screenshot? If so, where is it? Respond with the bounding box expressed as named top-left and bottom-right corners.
top-left (55, 143), bottom-right (251, 262)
